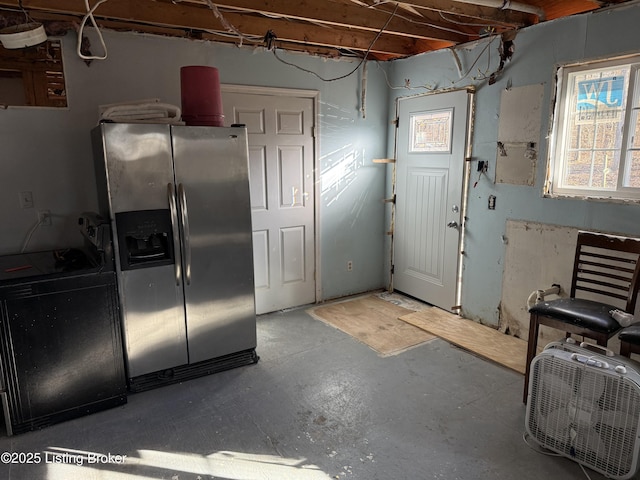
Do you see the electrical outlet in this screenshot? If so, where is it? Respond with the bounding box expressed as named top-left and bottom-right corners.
top-left (347, 260), bottom-right (353, 271)
top-left (38, 210), bottom-right (52, 226)
top-left (19, 191), bottom-right (33, 209)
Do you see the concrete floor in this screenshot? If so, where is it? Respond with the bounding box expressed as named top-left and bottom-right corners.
top-left (0, 304), bottom-right (609, 480)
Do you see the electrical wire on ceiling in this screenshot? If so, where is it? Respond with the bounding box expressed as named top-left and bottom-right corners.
top-left (199, 3), bottom-right (351, 63)
top-left (73, 0), bottom-right (268, 62)
top-left (77, 0), bottom-right (109, 60)
top-left (364, 3), bottom-right (472, 36)
top-left (450, 35), bottom-right (499, 85)
top-left (204, 0), bottom-right (483, 40)
top-left (375, 62), bottom-right (436, 91)
top-left (375, 34), bottom-right (500, 92)
top-left (362, 1), bottom-right (509, 38)
top-left (271, 3), bottom-right (399, 82)
top-left (203, 0), bottom-right (263, 46)
top-left (199, 29), bottom-right (262, 42)
top-left (201, 0), bottom-right (508, 54)
top-left (438, 10), bottom-right (512, 30)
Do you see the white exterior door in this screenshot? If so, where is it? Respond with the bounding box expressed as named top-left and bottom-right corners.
top-left (393, 90), bottom-right (471, 312)
top-left (222, 88), bottom-right (316, 314)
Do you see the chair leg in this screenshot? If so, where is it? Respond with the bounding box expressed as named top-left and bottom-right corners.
top-left (524, 313), bottom-right (540, 404)
top-left (621, 341), bottom-right (632, 358)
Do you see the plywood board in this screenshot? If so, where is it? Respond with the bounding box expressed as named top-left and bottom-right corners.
top-left (496, 143), bottom-right (536, 185)
top-left (500, 221), bottom-right (577, 341)
top-left (496, 84), bottom-right (544, 185)
top-left (307, 295), bottom-right (436, 357)
top-left (497, 84), bottom-right (544, 142)
top-left (399, 308), bottom-right (527, 374)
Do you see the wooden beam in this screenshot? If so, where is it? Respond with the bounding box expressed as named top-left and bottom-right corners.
top-left (221, 14), bottom-right (428, 56)
top-left (33, 10), bottom-right (356, 58)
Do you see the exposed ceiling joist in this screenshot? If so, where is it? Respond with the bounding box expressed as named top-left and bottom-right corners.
top-left (0, 0), bottom-right (634, 60)
top-left (186, 0), bottom-right (470, 42)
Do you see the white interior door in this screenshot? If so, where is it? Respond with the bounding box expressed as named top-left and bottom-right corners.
top-left (222, 88), bottom-right (316, 314)
top-left (393, 90), bottom-right (471, 312)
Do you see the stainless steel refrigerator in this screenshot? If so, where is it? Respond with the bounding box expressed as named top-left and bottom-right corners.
top-left (92, 123), bottom-right (257, 391)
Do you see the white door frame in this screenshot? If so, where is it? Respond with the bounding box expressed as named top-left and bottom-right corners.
top-left (391, 87), bottom-right (475, 311)
top-left (220, 84), bottom-right (322, 305)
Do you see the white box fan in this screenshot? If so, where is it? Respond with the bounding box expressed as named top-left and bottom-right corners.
top-left (526, 343), bottom-right (640, 479)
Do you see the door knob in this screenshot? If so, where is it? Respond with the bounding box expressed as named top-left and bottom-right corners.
top-left (447, 221), bottom-right (459, 229)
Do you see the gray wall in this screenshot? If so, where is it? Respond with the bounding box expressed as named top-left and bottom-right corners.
top-left (0, 30), bottom-right (389, 303)
top-left (386, 3), bottom-right (640, 327)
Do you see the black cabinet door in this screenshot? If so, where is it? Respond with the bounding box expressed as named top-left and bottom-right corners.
top-left (0, 271), bottom-right (126, 434)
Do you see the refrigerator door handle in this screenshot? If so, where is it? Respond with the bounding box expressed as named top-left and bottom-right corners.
top-left (178, 183), bottom-right (192, 285)
top-left (167, 183), bottom-right (182, 286)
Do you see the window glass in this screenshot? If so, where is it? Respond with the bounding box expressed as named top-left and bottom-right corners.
top-left (548, 57), bottom-right (640, 200)
top-left (409, 109), bottom-right (452, 153)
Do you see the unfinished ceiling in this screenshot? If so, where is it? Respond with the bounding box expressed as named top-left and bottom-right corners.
top-left (0, 0), bottom-right (635, 61)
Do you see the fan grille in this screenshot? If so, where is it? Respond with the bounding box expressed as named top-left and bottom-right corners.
top-left (528, 355), bottom-right (640, 479)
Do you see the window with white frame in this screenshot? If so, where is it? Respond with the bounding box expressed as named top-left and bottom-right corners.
top-left (547, 55), bottom-right (640, 200)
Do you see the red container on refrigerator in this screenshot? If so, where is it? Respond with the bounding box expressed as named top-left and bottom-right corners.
top-left (180, 66), bottom-right (225, 126)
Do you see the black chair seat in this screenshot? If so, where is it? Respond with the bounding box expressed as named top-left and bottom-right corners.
top-left (619, 323), bottom-right (640, 345)
top-left (529, 298), bottom-right (621, 334)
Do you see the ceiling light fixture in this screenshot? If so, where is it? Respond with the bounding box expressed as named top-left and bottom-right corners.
top-left (0, 0), bottom-right (46, 49)
top-left (0, 22), bottom-right (47, 49)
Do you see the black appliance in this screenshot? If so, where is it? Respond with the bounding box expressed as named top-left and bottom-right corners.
top-left (0, 214), bottom-right (126, 435)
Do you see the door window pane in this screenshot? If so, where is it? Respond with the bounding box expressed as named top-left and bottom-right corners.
top-left (409, 109), bottom-right (452, 153)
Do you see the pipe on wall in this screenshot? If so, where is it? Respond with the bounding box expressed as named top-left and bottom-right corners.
top-left (526, 284), bottom-right (561, 311)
